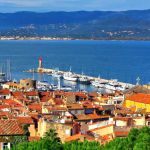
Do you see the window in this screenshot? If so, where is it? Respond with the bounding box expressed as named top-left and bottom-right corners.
top-left (3, 143), bottom-right (9, 150)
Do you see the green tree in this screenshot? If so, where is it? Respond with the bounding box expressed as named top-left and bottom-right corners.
top-left (43, 128), bottom-right (61, 143)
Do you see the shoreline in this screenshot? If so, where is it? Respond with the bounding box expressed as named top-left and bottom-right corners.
top-left (0, 37), bottom-right (150, 41)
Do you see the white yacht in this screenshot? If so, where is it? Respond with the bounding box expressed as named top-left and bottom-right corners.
top-left (63, 67), bottom-right (78, 82)
top-left (91, 76), bottom-right (108, 88)
top-left (63, 71), bottom-right (78, 82)
top-left (0, 72), bottom-right (6, 83)
top-left (56, 77), bottom-right (73, 91)
top-left (51, 70), bottom-right (63, 78)
top-left (105, 80), bottom-right (119, 91)
top-left (37, 81), bottom-right (52, 91)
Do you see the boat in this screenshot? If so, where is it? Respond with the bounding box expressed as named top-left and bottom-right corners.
top-left (105, 80), bottom-right (119, 91)
top-left (91, 76), bottom-right (108, 88)
top-left (56, 77), bottom-right (73, 91)
top-left (51, 68), bottom-right (63, 78)
top-left (0, 72), bottom-right (6, 83)
top-left (51, 71), bottom-right (63, 78)
top-left (63, 71), bottom-right (78, 82)
top-left (78, 72), bottom-right (91, 84)
top-left (116, 85), bottom-right (126, 91)
top-left (63, 67), bottom-right (78, 82)
top-left (0, 64), bottom-right (7, 83)
top-left (78, 76), bottom-right (91, 85)
top-left (37, 81), bottom-right (52, 91)
top-left (60, 86), bottom-right (73, 91)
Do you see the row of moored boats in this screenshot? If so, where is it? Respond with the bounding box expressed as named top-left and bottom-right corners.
top-left (49, 69), bottom-right (132, 91)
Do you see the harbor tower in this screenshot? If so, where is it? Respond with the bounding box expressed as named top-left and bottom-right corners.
top-left (38, 57), bottom-right (43, 68)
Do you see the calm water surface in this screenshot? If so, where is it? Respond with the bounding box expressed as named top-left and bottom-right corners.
top-left (0, 40), bottom-right (150, 91)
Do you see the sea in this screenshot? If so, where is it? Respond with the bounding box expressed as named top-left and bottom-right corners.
top-left (0, 40), bottom-right (150, 92)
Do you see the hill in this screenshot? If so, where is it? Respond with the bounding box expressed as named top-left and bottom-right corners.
top-left (0, 10), bottom-right (150, 40)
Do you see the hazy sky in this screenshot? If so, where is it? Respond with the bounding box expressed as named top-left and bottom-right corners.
top-left (0, 0), bottom-right (150, 12)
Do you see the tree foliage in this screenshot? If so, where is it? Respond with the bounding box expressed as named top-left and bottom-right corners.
top-left (103, 126), bottom-right (150, 150)
top-left (12, 127), bottom-right (150, 150)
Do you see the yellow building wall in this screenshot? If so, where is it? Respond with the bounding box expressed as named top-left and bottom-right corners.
top-left (146, 104), bottom-right (150, 112)
top-left (125, 100), bottom-right (135, 108)
top-left (92, 125), bottom-right (114, 136)
top-left (125, 99), bottom-right (150, 112)
top-left (37, 118), bottom-right (72, 142)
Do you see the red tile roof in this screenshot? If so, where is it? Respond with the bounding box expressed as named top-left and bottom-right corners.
top-left (0, 89), bottom-right (10, 95)
top-left (11, 91), bottom-right (24, 98)
top-left (16, 116), bottom-right (34, 125)
top-left (114, 117), bottom-right (132, 121)
top-left (0, 119), bottom-right (24, 135)
top-left (28, 103), bottom-right (42, 112)
top-left (25, 91), bottom-right (39, 97)
top-left (115, 131), bottom-right (129, 137)
top-left (76, 114), bottom-right (109, 121)
top-left (3, 99), bottom-right (23, 107)
top-left (0, 105), bottom-right (10, 110)
top-left (0, 112), bottom-right (13, 119)
top-left (126, 93), bottom-right (150, 104)
top-left (67, 103), bottom-right (83, 110)
top-left (54, 98), bottom-right (64, 105)
top-left (46, 106), bottom-right (67, 111)
top-left (65, 133), bottom-right (95, 142)
top-left (75, 92), bottom-right (87, 98)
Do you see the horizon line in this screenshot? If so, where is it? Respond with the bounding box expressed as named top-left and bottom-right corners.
top-left (0, 9), bottom-right (150, 13)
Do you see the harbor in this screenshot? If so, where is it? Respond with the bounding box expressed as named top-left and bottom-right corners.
top-left (24, 57), bottom-right (135, 92)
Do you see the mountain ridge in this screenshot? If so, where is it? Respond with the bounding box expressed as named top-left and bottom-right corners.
top-left (0, 10), bottom-right (150, 40)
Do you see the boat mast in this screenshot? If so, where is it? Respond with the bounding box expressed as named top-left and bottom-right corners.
top-left (7, 60), bottom-right (11, 81)
top-left (58, 77), bottom-right (61, 90)
top-left (136, 77), bottom-right (140, 85)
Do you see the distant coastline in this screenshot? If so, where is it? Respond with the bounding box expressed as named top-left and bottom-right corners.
top-left (0, 36), bottom-right (150, 41)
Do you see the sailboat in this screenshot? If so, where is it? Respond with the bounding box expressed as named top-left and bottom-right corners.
top-left (0, 63), bottom-right (6, 83)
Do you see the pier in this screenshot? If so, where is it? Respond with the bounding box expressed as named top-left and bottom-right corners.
top-left (24, 67), bottom-right (134, 88)
top-left (23, 57), bottom-right (134, 90)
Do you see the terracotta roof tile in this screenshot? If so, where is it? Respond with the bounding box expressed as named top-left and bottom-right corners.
top-left (75, 92), bottom-right (87, 98)
top-left (28, 103), bottom-right (42, 112)
top-left (11, 91), bottom-right (24, 98)
top-left (67, 103), bottom-right (83, 110)
top-left (76, 114), bottom-right (109, 121)
top-left (54, 98), bottom-right (64, 105)
top-left (115, 131), bottom-right (129, 137)
top-left (0, 89), bottom-right (10, 95)
top-left (25, 91), bottom-right (39, 97)
top-left (126, 93), bottom-right (150, 104)
top-left (65, 133), bottom-right (95, 142)
top-left (3, 99), bottom-right (23, 107)
top-left (0, 119), bottom-right (24, 135)
top-left (16, 116), bottom-right (34, 125)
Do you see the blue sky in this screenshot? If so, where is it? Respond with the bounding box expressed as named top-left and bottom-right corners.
top-left (0, 0), bottom-right (150, 12)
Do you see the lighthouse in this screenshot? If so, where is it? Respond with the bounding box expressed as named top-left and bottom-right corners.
top-left (38, 57), bottom-right (43, 68)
